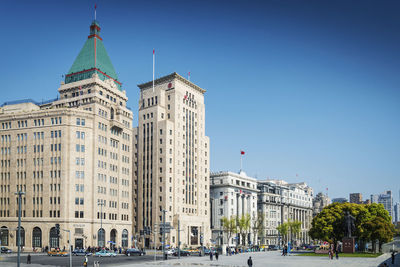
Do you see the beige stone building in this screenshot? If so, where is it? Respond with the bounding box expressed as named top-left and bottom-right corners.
top-left (0, 20), bottom-right (133, 251)
top-left (133, 73), bottom-right (210, 248)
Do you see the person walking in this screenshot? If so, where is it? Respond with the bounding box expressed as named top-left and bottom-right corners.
top-left (83, 255), bottom-right (88, 266)
top-left (27, 254), bottom-right (31, 264)
top-left (335, 248), bottom-right (339, 259)
top-left (247, 256), bottom-right (253, 267)
top-left (209, 251), bottom-right (213, 261)
top-left (392, 251), bottom-right (396, 265)
top-left (215, 251), bottom-right (219, 261)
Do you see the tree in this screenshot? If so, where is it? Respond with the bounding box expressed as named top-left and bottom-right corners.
top-left (276, 222), bottom-right (289, 246)
top-left (252, 211), bottom-right (265, 245)
top-left (309, 202), bottom-right (394, 252)
top-left (221, 216), bottom-right (237, 246)
top-left (237, 214), bottom-right (251, 246)
top-left (288, 220), bottom-right (302, 245)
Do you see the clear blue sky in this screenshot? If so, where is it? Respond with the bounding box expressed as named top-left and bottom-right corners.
top-left (1, 0), bottom-right (399, 201)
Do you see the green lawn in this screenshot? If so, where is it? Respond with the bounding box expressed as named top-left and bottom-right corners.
top-left (296, 252), bottom-right (382, 258)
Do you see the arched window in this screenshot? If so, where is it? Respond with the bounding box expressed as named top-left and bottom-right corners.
top-left (110, 229), bottom-right (117, 249)
top-left (16, 227), bottom-right (25, 247)
top-left (98, 228), bottom-right (105, 247)
top-left (0, 226), bottom-right (9, 246)
top-left (121, 229), bottom-right (128, 248)
top-left (49, 227), bottom-right (59, 248)
top-left (32, 227), bottom-right (42, 248)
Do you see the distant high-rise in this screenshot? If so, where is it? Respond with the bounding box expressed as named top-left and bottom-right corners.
top-left (332, 198), bottom-right (348, 203)
top-left (349, 193), bottom-right (362, 204)
top-left (394, 203), bottom-right (400, 223)
top-left (371, 191), bottom-right (393, 222)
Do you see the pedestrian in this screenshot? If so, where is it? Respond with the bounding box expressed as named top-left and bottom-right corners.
top-left (210, 251), bottom-right (213, 260)
top-left (335, 249), bottom-right (339, 259)
top-left (215, 251), bottom-right (219, 261)
top-left (392, 251), bottom-right (396, 265)
top-left (83, 255), bottom-right (88, 266)
top-left (27, 254), bottom-right (31, 264)
top-left (247, 256), bottom-right (253, 267)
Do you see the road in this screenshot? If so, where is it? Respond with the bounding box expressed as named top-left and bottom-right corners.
top-left (1, 253), bottom-right (166, 267)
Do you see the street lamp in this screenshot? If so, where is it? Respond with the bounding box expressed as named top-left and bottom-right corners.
top-left (15, 191), bottom-right (25, 267)
top-left (98, 201), bottom-right (105, 247)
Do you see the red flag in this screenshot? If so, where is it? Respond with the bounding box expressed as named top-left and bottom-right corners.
top-left (241, 150), bottom-right (245, 155)
top-left (95, 4), bottom-right (97, 9)
top-left (184, 95), bottom-right (188, 100)
top-left (153, 49), bottom-right (155, 55)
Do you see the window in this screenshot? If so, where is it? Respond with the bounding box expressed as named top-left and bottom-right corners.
top-left (76, 118), bottom-right (80, 125)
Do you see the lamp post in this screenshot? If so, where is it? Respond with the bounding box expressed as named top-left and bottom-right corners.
top-left (15, 191), bottom-right (25, 267)
top-left (98, 201), bottom-right (105, 247)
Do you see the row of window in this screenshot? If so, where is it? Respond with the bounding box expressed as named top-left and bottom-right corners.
top-left (1, 135), bottom-right (11, 142)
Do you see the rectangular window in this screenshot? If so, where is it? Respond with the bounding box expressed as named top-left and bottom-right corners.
top-left (76, 118), bottom-right (80, 125)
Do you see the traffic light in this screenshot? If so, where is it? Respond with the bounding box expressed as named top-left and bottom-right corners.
top-left (55, 224), bottom-right (60, 236)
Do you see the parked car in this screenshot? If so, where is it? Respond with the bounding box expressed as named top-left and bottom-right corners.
top-left (173, 250), bottom-right (190, 256)
top-left (165, 249), bottom-right (175, 255)
top-left (0, 247), bottom-right (12, 254)
top-left (95, 250), bottom-right (117, 257)
top-left (268, 245), bottom-right (278, 251)
top-left (72, 249), bottom-right (92, 256)
top-left (125, 248), bottom-right (145, 256)
top-left (47, 250), bottom-right (69, 256)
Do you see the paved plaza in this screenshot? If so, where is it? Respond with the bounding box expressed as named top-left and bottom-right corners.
top-left (2, 251), bottom-right (397, 267)
top-left (128, 251), bottom-right (397, 267)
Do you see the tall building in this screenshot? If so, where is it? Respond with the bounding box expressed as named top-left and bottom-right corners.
top-left (394, 203), bottom-right (400, 223)
top-left (210, 171), bottom-right (258, 247)
top-left (332, 198), bottom-right (348, 203)
top-left (258, 180), bottom-right (313, 246)
top-left (371, 191), bottom-right (394, 221)
top-left (0, 20), bottom-right (133, 251)
top-left (313, 192), bottom-right (331, 217)
top-left (133, 73), bottom-right (210, 248)
top-left (349, 193), bottom-right (362, 204)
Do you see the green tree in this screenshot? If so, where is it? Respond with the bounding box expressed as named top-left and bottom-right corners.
top-left (309, 202), bottom-right (394, 252)
top-left (237, 214), bottom-right (251, 246)
top-left (288, 220), bottom-right (302, 245)
top-left (221, 216), bottom-right (237, 246)
top-left (276, 222), bottom-right (289, 245)
top-left (252, 211), bottom-right (265, 245)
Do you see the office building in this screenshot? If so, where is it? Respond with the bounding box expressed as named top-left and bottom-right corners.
top-left (313, 192), bottom-right (331, 217)
top-left (349, 193), bottom-right (362, 204)
top-left (332, 198), bottom-right (348, 203)
top-left (257, 180), bottom-right (313, 246)
top-left (133, 73), bottom-right (210, 248)
top-left (210, 171), bottom-right (258, 247)
top-left (0, 20), bottom-right (133, 251)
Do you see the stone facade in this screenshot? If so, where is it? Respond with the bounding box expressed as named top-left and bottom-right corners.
top-left (133, 73), bottom-right (210, 248)
top-left (312, 192), bottom-right (330, 217)
top-left (257, 180), bottom-right (313, 246)
top-left (210, 171), bottom-right (258, 247)
top-left (0, 21), bottom-right (133, 251)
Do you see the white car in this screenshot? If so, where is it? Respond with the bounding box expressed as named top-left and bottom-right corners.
top-left (165, 249), bottom-right (175, 255)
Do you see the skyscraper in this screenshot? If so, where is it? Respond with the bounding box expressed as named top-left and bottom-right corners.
top-left (133, 73), bottom-right (210, 248)
top-left (0, 20), bottom-right (133, 250)
top-left (349, 193), bottom-right (362, 204)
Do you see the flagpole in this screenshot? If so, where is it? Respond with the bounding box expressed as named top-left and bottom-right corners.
top-left (95, 4), bottom-right (97, 20)
top-left (240, 153), bottom-right (242, 171)
top-left (153, 49), bottom-right (155, 92)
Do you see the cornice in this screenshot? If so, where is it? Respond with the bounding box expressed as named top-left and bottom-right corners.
top-left (138, 72), bottom-right (206, 94)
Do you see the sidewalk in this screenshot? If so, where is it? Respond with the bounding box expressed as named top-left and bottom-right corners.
top-left (114, 251), bottom-right (392, 267)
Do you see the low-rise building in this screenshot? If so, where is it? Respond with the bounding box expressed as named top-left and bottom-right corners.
top-left (210, 171), bottom-right (258, 247)
top-left (258, 180), bottom-right (313, 246)
top-left (313, 192), bottom-right (331, 217)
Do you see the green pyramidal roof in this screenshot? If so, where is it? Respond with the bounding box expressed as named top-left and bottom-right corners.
top-left (65, 21), bottom-right (121, 90)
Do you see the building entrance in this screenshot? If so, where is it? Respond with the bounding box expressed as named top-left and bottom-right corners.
top-left (75, 238), bottom-right (83, 249)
